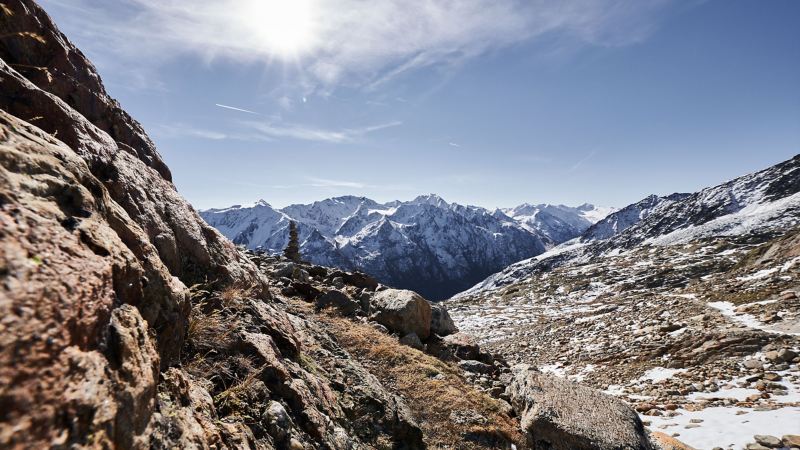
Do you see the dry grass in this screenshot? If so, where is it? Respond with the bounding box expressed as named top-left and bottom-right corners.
top-left (318, 312), bottom-right (524, 449)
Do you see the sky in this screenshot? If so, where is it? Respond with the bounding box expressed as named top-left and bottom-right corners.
top-left (39, 0), bottom-right (800, 210)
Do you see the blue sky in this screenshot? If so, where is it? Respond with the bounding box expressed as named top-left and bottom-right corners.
top-left (40, 0), bottom-right (800, 210)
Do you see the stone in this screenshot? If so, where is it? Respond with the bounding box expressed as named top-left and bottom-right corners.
top-left (292, 268), bottom-right (311, 283)
top-left (265, 401), bottom-right (290, 442)
top-left (753, 435), bottom-right (783, 448)
top-left (763, 372), bottom-right (782, 382)
top-left (430, 303), bottom-right (458, 336)
top-left (746, 444), bottom-right (770, 450)
top-left (458, 360), bottom-right (493, 375)
top-left (370, 289), bottom-right (432, 339)
top-left (399, 333), bottom-right (424, 350)
top-left (780, 290), bottom-right (798, 300)
top-left (777, 348), bottom-right (797, 362)
top-left (291, 282), bottom-right (322, 301)
top-left (425, 332), bottom-right (495, 365)
top-left (782, 435), bottom-right (800, 447)
top-left (273, 262), bottom-right (296, 279)
top-left (765, 351), bottom-right (782, 363)
top-left (743, 359), bottom-right (764, 370)
top-left (315, 290), bottom-right (360, 316)
top-left (358, 291), bottom-right (372, 315)
top-left (508, 366), bottom-right (653, 450)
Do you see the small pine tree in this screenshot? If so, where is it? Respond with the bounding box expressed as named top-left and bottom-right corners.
top-left (283, 221), bottom-right (301, 262)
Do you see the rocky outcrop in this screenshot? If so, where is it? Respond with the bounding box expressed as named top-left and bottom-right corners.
top-left (371, 289), bottom-right (433, 339)
top-left (0, 0), bottom-right (268, 308)
top-left (508, 366), bottom-right (654, 450)
top-left (0, 110), bottom-right (178, 447)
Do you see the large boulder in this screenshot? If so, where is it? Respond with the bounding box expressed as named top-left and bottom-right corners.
top-left (430, 303), bottom-right (458, 336)
top-left (508, 366), bottom-right (654, 450)
top-left (370, 289), bottom-right (433, 339)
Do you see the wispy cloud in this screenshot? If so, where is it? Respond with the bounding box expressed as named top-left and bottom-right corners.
top-left (243, 120), bottom-right (402, 144)
top-left (154, 124), bottom-right (233, 141)
top-left (448, 142), bottom-right (461, 148)
top-left (215, 103), bottom-right (260, 115)
top-left (307, 177), bottom-right (365, 189)
top-left (41, 0), bottom-right (678, 90)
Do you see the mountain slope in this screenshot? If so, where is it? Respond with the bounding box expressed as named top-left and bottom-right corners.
top-left (449, 156), bottom-right (800, 448)
top-left (462, 155), bottom-right (800, 296)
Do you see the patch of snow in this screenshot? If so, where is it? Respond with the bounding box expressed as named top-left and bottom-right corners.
top-left (645, 406), bottom-right (800, 450)
top-left (708, 301), bottom-right (800, 336)
top-left (639, 367), bottom-right (687, 383)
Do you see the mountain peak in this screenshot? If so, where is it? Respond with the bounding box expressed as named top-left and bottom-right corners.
top-left (412, 193), bottom-right (449, 207)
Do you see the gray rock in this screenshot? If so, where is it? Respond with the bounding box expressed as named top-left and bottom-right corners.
top-left (370, 289), bottom-right (432, 339)
top-left (273, 262), bottom-right (295, 279)
top-left (458, 360), bottom-right (493, 375)
top-left (358, 291), bottom-right (372, 315)
top-left (265, 401), bottom-right (290, 441)
top-left (316, 290), bottom-right (359, 316)
top-left (753, 435), bottom-right (782, 448)
top-left (777, 348), bottom-right (797, 362)
top-left (399, 333), bottom-right (424, 350)
top-left (430, 303), bottom-right (458, 336)
top-left (746, 444), bottom-right (771, 450)
top-left (508, 365), bottom-right (653, 450)
top-left (743, 359), bottom-right (764, 370)
top-left (292, 268), bottom-right (310, 283)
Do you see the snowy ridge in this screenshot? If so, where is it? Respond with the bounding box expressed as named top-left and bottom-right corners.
top-left (201, 194), bottom-right (611, 299)
top-left (458, 154), bottom-right (800, 297)
top-left (503, 203), bottom-right (616, 246)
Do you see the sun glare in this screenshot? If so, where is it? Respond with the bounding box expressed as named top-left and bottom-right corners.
top-left (243, 0), bottom-right (317, 58)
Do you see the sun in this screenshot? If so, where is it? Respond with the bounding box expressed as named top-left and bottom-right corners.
top-left (243, 0), bottom-right (317, 58)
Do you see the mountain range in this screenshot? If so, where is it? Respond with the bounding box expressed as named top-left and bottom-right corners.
top-left (200, 195), bottom-right (613, 299)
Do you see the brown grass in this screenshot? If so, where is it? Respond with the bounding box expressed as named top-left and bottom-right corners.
top-left (317, 311), bottom-right (524, 449)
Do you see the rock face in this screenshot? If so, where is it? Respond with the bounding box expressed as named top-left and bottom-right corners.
top-left (508, 366), bottom-right (653, 450)
top-left (371, 289), bottom-right (433, 339)
top-left (4, 2), bottom-right (267, 290)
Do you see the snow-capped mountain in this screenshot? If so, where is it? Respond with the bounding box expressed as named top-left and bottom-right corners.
top-left (201, 195), bottom-right (612, 299)
top-left (459, 154), bottom-right (800, 296)
top-left (503, 203), bottom-right (617, 245)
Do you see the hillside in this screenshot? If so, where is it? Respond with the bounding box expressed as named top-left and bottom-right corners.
top-left (201, 196), bottom-right (611, 299)
top-left (450, 155), bottom-right (800, 449)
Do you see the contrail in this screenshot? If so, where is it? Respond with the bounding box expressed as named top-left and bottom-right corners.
top-left (215, 103), bottom-right (259, 115)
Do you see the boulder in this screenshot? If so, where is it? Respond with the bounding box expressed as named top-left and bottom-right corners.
top-left (782, 435), bottom-right (800, 447)
top-left (399, 333), bottom-right (424, 350)
top-left (753, 435), bottom-right (782, 448)
top-left (430, 303), bottom-right (458, 336)
top-left (273, 262), bottom-right (295, 279)
top-left (316, 290), bottom-right (360, 316)
top-left (508, 366), bottom-right (654, 450)
top-left (427, 332), bottom-right (483, 362)
top-left (370, 289), bottom-right (432, 339)
top-left (458, 360), bottom-right (493, 375)
top-left (343, 272), bottom-right (380, 291)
